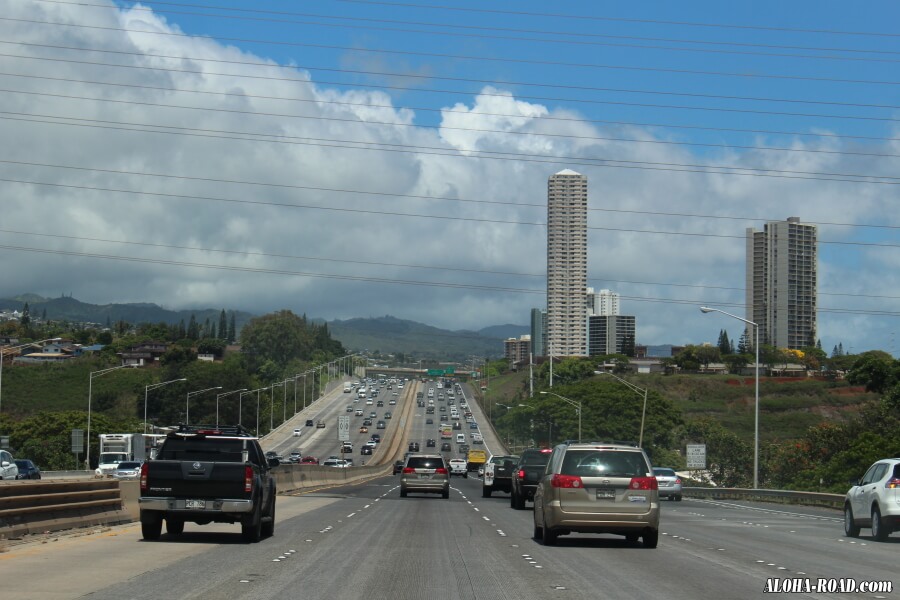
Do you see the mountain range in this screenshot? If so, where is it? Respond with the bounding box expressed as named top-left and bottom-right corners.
top-left (0, 294), bottom-right (526, 360)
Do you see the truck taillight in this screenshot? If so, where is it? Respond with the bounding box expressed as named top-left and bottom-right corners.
top-left (140, 463), bottom-right (149, 492)
top-left (518, 469), bottom-right (526, 479)
top-left (629, 476), bottom-right (659, 491)
top-left (244, 466), bottom-right (253, 493)
top-left (551, 474), bottom-right (583, 488)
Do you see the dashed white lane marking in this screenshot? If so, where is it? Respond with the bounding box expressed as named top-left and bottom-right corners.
top-left (346, 513), bottom-right (356, 518)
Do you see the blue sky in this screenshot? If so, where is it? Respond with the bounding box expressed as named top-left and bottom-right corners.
top-left (1, 0), bottom-right (899, 356)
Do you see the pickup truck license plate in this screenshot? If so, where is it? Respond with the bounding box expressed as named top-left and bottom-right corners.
top-left (186, 499), bottom-right (206, 509)
top-left (596, 489), bottom-right (615, 500)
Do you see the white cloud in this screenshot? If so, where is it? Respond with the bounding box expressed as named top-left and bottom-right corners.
top-left (0, 1), bottom-right (897, 356)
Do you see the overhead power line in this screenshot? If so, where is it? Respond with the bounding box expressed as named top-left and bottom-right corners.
top-left (2, 159), bottom-right (895, 230)
top-left (6, 16), bottom-right (900, 86)
top-left (24, 0), bottom-right (900, 64)
top-left (0, 242), bottom-right (896, 317)
top-left (5, 113), bottom-right (900, 186)
top-left (329, 0), bottom-right (900, 39)
top-left (4, 70), bottom-right (898, 144)
top-left (0, 227), bottom-right (894, 300)
top-left (4, 86), bottom-right (900, 160)
top-left (2, 171), bottom-right (898, 248)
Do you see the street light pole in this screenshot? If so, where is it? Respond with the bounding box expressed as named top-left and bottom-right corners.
top-left (0, 337), bottom-right (61, 435)
top-left (215, 388), bottom-right (247, 428)
top-left (144, 378), bottom-right (187, 434)
top-left (185, 386), bottom-right (222, 426)
top-left (539, 390), bottom-right (582, 442)
top-left (86, 364), bottom-right (135, 469)
top-left (597, 372), bottom-right (649, 447)
top-left (701, 305), bottom-right (760, 489)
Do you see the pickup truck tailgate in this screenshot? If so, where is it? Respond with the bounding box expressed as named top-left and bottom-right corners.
top-left (145, 461), bottom-right (250, 499)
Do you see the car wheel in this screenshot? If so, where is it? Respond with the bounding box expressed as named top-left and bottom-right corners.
top-left (400, 489), bottom-right (408, 498)
top-left (140, 510), bottom-right (163, 541)
top-left (643, 529), bottom-right (659, 549)
top-left (844, 505), bottom-right (860, 537)
top-left (533, 524), bottom-right (543, 541)
top-left (165, 518), bottom-right (184, 535)
top-left (442, 489), bottom-right (450, 499)
top-left (261, 496), bottom-right (275, 538)
top-left (512, 489), bottom-right (526, 510)
top-left (463, 472), bottom-right (467, 479)
top-left (482, 486), bottom-right (492, 498)
top-left (241, 504), bottom-right (262, 543)
top-left (872, 505), bottom-right (889, 542)
top-left (675, 495), bottom-right (683, 502)
top-left (542, 525), bottom-right (558, 546)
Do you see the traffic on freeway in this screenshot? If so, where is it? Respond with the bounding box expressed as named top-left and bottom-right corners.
top-left (0, 378), bottom-right (895, 599)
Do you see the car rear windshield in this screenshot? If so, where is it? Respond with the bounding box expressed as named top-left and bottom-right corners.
top-left (157, 438), bottom-right (251, 462)
top-left (653, 468), bottom-right (676, 477)
top-left (407, 457), bottom-right (444, 469)
top-left (561, 450), bottom-right (649, 478)
top-left (117, 462), bottom-right (142, 469)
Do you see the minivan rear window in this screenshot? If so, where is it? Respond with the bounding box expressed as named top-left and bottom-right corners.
top-left (561, 450), bottom-right (648, 477)
top-left (408, 457), bottom-right (444, 469)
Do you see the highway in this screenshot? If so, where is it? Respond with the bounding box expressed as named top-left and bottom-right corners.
top-left (1, 377), bottom-right (895, 599)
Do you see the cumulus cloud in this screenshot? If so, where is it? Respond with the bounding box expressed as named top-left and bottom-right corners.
top-left (0, 0), bottom-right (897, 355)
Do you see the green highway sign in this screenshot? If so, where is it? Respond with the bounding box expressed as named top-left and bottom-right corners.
top-left (427, 369), bottom-right (444, 376)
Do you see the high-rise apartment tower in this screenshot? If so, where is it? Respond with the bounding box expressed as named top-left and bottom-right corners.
top-left (746, 217), bottom-right (817, 350)
top-left (546, 169), bottom-right (588, 357)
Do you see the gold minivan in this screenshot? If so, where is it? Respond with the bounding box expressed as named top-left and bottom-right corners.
top-left (533, 442), bottom-right (660, 548)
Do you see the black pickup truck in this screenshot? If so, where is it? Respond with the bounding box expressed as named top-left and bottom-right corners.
top-left (138, 425), bottom-right (278, 543)
top-left (510, 448), bottom-right (553, 509)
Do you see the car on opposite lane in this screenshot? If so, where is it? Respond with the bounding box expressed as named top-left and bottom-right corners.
top-left (14, 459), bottom-right (41, 480)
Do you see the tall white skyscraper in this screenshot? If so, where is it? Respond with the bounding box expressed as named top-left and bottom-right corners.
top-left (546, 169), bottom-right (588, 357)
top-left (746, 217), bottom-right (817, 350)
top-left (587, 288), bottom-right (620, 316)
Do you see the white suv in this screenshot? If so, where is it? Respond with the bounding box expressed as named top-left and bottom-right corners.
top-left (0, 450), bottom-right (19, 480)
top-left (844, 457), bottom-right (900, 541)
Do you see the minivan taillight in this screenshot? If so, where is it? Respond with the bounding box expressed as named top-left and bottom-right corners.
top-left (629, 476), bottom-right (659, 491)
top-left (402, 467), bottom-right (416, 474)
top-left (244, 466), bottom-right (254, 493)
top-left (435, 468), bottom-right (448, 475)
top-left (140, 462), bottom-right (149, 492)
top-left (551, 474), bottom-right (583, 488)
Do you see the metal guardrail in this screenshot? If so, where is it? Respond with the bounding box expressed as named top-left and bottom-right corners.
top-left (684, 487), bottom-right (844, 509)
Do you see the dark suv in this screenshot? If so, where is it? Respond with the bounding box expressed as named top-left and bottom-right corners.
top-left (533, 442), bottom-right (659, 548)
top-left (510, 448), bottom-right (552, 509)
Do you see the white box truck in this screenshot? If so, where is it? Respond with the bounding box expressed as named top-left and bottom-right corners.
top-left (96, 433), bottom-right (162, 477)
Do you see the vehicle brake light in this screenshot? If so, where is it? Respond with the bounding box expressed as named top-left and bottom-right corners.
top-left (244, 465), bottom-right (253, 493)
top-left (675, 478), bottom-right (682, 485)
top-left (886, 478), bottom-right (900, 489)
top-left (435, 468), bottom-right (448, 474)
top-left (540, 448), bottom-right (552, 453)
top-left (140, 462), bottom-right (149, 492)
top-left (551, 474), bottom-right (583, 488)
top-left (629, 476), bottom-right (659, 491)
top-left (402, 467), bottom-right (416, 474)
top-left (518, 469), bottom-right (526, 479)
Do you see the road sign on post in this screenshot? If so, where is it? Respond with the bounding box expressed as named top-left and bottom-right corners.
top-left (427, 369), bottom-right (444, 376)
top-left (71, 428), bottom-right (84, 453)
top-left (337, 416), bottom-right (350, 442)
top-left (686, 444), bottom-right (707, 469)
